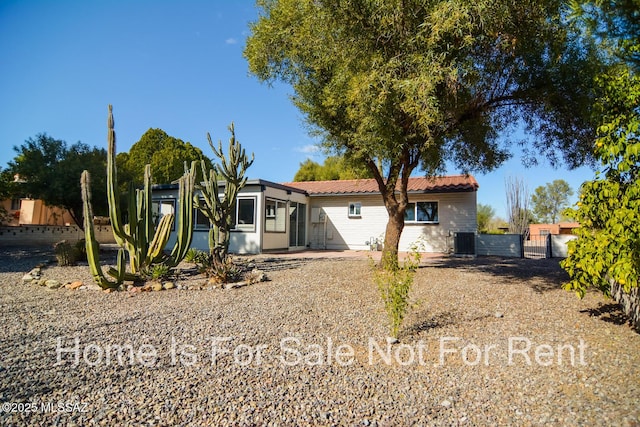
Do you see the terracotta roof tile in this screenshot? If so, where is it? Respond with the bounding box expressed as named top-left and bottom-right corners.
top-left (283, 175), bottom-right (478, 195)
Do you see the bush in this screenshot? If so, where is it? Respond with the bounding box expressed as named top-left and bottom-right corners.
top-left (74, 239), bottom-right (88, 262)
top-left (53, 240), bottom-right (77, 266)
top-left (372, 242), bottom-right (422, 339)
top-left (561, 69), bottom-right (639, 298)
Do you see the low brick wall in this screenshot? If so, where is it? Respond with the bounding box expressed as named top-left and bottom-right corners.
top-left (0, 225), bottom-right (116, 246)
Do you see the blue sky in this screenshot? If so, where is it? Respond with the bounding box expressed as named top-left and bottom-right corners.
top-left (0, 0), bottom-right (598, 219)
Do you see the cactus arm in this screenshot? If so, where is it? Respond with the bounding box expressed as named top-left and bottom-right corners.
top-left (148, 213), bottom-right (174, 263)
top-left (167, 162), bottom-right (195, 266)
top-left (106, 249), bottom-right (126, 283)
top-left (142, 164), bottom-right (153, 263)
top-left (106, 249), bottom-right (126, 284)
top-left (81, 170), bottom-right (119, 289)
top-left (106, 105), bottom-right (129, 247)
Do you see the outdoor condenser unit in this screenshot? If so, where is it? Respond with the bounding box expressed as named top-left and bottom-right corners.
top-left (454, 232), bottom-right (476, 256)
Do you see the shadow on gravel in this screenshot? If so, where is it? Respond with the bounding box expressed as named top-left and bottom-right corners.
top-left (0, 247), bottom-right (56, 273)
top-left (0, 246), bottom-right (119, 273)
top-left (402, 310), bottom-right (494, 340)
top-left (425, 256), bottom-right (569, 293)
top-left (580, 303), bottom-right (636, 331)
top-left (403, 310), bottom-right (458, 337)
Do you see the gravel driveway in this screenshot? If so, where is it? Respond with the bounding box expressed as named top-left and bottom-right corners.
top-left (0, 247), bottom-right (638, 426)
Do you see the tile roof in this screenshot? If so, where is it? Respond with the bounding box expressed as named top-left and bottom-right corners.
top-left (283, 175), bottom-right (478, 195)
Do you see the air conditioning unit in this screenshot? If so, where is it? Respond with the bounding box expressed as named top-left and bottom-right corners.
top-left (454, 232), bottom-right (476, 256)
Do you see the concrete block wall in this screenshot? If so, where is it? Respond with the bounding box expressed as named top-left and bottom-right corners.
top-left (476, 234), bottom-right (523, 258)
top-left (0, 225), bottom-right (116, 246)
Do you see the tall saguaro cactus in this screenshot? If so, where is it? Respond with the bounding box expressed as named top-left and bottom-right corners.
top-left (105, 104), bottom-right (196, 277)
top-left (195, 123), bottom-right (254, 267)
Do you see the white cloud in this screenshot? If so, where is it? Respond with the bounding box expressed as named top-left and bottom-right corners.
top-left (225, 38), bottom-right (238, 45)
top-left (294, 144), bottom-right (320, 154)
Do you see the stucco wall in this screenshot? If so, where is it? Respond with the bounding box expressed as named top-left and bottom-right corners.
top-left (550, 234), bottom-right (578, 258)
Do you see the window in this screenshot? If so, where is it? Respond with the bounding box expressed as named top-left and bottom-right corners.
top-left (348, 202), bottom-right (362, 218)
top-left (405, 201), bottom-right (438, 223)
top-left (265, 198), bottom-right (286, 232)
top-left (194, 200), bottom-right (210, 230)
top-left (152, 199), bottom-right (176, 230)
top-left (235, 198), bottom-right (256, 231)
top-left (193, 197), bottom-right (256, 232)
top-left (10, 198), bottom-right (20, 211)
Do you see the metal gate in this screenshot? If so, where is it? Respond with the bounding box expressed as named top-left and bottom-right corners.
top-left (524, 232), bottom-right (551, 259)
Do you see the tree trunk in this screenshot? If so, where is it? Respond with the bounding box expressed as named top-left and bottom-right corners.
top-left (364, 149), bottom-right (415, 270)
top-left (382, 206), bottom-right (405, 269)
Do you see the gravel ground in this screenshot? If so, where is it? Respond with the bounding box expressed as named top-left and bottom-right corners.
top-left (0, 247), bottom-right (638, 426)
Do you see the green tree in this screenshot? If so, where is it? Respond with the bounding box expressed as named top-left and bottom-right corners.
top-left (562, 1), bottom-right (639, 306)
top-left (0, 166), bottom-right (17, 200)
top-left (0, 167), bottom-right (17, 225)
top-left (118, 128), bottom-right (212, 189)
top-left (476, 203), bottom-right (495, 233)
top-left (245, 0), bottom-right (603, 266)
top-left (8, 134), bottom-right (108, 227)
top-left (293, 159), bottom-right (321, 181)
top-left (531, 179), bottom-right (574, 223)
top-left (293, 155), bottom-right (373, 181)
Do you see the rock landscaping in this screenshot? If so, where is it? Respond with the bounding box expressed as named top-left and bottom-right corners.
top-left (0, 248), bottom-right (638, 426)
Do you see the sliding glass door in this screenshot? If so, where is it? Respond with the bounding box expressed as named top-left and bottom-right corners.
top-left (289, 202), bottom-right (306, 247)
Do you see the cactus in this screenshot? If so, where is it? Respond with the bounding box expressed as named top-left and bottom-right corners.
top-left (103, 105), bottom-right (195, 278)
top-left (195, 123), bottom-right (254, 267)
top-left (81, 170), bottom-right (123, 289)
top-left (166, 161), bottom-right (196, 267)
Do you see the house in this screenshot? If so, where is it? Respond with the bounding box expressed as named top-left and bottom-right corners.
top-left (1, 197), bottom-right (74, 226)
top-left (529, 222), bottom-right (580, 237)
top-left (153, 175), bottom-right (478, 254)
top-left (1, 172), bottom-right (75, 227)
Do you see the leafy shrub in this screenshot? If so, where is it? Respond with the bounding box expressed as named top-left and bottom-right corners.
top-left (372, 242), bottom-right (422, 339)
top-left (561, 69), bottom-right (639, 297)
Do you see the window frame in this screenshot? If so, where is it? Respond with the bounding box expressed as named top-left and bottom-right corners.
top-left (234, 197), bottom-right (257, 232)
top-left (264, 198), bottom-right (286, 233)
top-left (192, 196), bottom-right (257, 232)
top-left (348, 201), bottom-right (362, 218)
top-left (404, 201), bottom-right (439, 224)
top-left (194, 198), bottom-right (210, 230)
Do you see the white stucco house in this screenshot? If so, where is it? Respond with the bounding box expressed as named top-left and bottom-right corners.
top-left (151, 175), bottom-right (478, 254)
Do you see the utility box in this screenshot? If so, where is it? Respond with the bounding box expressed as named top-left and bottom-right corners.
top-left (454, 232), bottom-right (476, 256)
